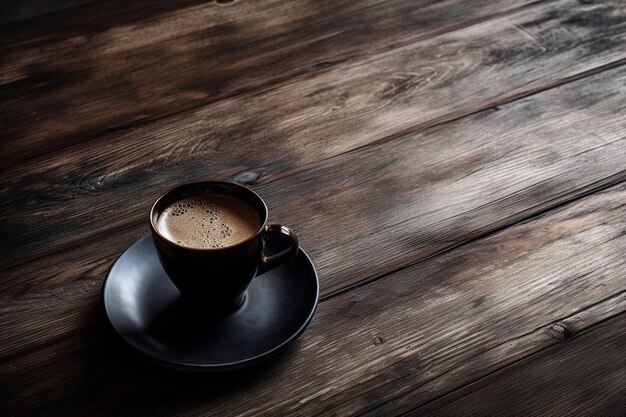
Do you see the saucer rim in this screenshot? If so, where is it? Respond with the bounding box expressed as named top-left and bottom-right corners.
top-left (102, 235), bottom-right (320, 373)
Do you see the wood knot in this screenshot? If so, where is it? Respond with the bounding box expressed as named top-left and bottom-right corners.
top-left (310, 62), bottom-right (333, 71)
top-left (548, 323), bottom-right (572, 340)
top-left (472, 296), bottom-right (486, 308)
top-left (373, 336), bottom-right (384, 345)
top-left (230, 170), bottom-right (262, 185)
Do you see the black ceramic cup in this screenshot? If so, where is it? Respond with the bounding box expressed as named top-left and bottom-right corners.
top-left (150, 181), bottom-right (299, 314)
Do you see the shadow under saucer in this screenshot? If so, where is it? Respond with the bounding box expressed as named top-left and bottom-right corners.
top-left (102, 236), bottom-right (319, 372)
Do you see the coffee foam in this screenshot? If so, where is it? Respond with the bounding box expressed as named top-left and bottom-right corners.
top-left (157, 194), bottom-right (261, 249)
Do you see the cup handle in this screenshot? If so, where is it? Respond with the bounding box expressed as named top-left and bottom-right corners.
top-left (258, 224), bottom-right (299, 275)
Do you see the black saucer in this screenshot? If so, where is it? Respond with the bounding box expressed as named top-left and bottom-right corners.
top-left (103, 236), bottom-right (319, 372)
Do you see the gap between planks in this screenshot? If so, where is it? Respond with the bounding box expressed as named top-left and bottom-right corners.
top-left (1, 57), bottom-right (624, 281)
top-left (321, 175), bottom-right (626, 302)
top-left (1, 181), bottom-right (624, 416)
top-left (0, 0), bottom-right (553, 164)
top-left (4, 0), bottom-right (626, 272)
top-left (399, 304), bottom-right (626, 417)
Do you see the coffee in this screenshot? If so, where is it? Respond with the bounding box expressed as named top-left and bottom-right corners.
top-left (157, 194), bottom-right (261, 249)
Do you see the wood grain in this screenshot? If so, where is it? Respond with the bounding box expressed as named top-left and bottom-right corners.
top-left (2, 0), bottom-right (626, 271)
top-left (2, 60), bottom-right (625, 302)
top-left (0, 0), bottom-right (207, 28)
top-left (0, 0), bottom-right (539, 161)
top-left (413, 313), bottom-right (626, 417)
top-left (4, 1), bottom-right (625, 415)
top-left (2, 65), bottom-right (625, 371)
top-left (1, 180), bottom-right (624, 416)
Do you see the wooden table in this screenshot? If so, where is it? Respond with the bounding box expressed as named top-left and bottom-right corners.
top-left (1, 0), bottom-right (625, 415)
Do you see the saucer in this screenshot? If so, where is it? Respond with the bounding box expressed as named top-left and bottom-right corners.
top-left (102, 236), bottom-right (319, 372)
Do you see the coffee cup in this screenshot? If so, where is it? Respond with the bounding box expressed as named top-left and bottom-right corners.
top-left (149, 180), bottom-right (299, 314)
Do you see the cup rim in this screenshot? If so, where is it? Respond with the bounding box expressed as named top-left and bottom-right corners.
top-left (149, 180), bottom-right (269, 252)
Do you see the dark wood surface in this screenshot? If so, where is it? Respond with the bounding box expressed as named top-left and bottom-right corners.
top-left (1, 0), bottom-right (625, 416)
top-left (4, 0), bottom-right (626, 271)
top-left (1, 0), bottom-right (541, 161)
top-left (415, 312), bottom-right (626, 416)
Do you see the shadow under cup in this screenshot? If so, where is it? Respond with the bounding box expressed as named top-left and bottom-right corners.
top-left (149, 181), bottom-right (299, 315)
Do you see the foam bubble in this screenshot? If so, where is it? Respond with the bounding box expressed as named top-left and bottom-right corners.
top-left (157, 194), bottom-right (260, 249)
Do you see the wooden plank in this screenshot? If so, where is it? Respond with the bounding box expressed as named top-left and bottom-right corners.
top-left (2, 0), bottom-right (626, 270)
top-left (0, 0), bottom-right (534, 48)
top-left (0, 0), bottom-right (94, 26)
top-left (1, 180), bottom-right (624, 416)
top-left (0, 0), bottom-right (206, 28)
top-left (2, 58), bottom-right (626, 307)
top-left (2, 57), bottom-right (625, 287)
top-left (0, 0), bottom-right (539, 161)
top-left (413, 313), bottom-right (626, 417)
